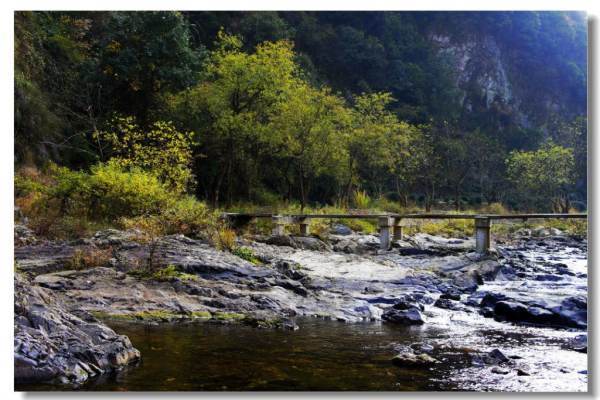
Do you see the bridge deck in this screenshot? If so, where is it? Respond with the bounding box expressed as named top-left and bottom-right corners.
top-left (222, 212), bottom-right (587, 220)
top-left (221, 212), bottom-right (586, 254)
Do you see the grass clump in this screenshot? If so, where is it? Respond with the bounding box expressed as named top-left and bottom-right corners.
top-left (128, 264), bottom-right (199, 282)
top-left (409, 218), bottom-right (474, 238)
top-left (190, 311), bottom-right (212, 319)
top-left (353, 190), bottom-right (371, 209)
top-left (213, 311), bottom-right (246, 321)
top-left (231, 247), bottom-right (261, 264)
top-left (212, 227), bottom-right (237, 251)
top-left (91, 310), bottom-right (184, 322)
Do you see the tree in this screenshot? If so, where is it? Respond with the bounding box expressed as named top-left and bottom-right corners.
top-left (94, 115), bottom-right (194, 193)
top-left (346, 92), bottom-right (415, 202)
top-left (506, 141), bottom-right (576, 212)
top-left (168, 32), bottom-right (300, 206)
top-left (92, 11), bottom-right (204, 123)
top-left (269, 83), bottom-right (350, 211)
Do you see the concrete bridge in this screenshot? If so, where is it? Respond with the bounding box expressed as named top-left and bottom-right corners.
top-left (221, 212), bottom-right (587, 254)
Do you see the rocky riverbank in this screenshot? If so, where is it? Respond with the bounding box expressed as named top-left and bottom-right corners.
top-left (14, 224), bottom-right (587, 387)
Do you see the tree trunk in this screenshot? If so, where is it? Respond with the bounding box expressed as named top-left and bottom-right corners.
top-left (454, 186), bottom-right (461, 211)
top-left (299, 168), bottom-right (306, 213)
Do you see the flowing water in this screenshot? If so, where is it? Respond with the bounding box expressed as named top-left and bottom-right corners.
top-left (17, 239), bottom-right (587, 392)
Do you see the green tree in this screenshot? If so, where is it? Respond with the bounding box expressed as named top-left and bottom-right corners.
top-left (346, 92), bottom-right (415, 202)
top-left (269, 83), bottom-right (351, 211)
top-left (168, 32), bottom-right (300, 205)
top-left (506, 141), bottom-right (576, 212)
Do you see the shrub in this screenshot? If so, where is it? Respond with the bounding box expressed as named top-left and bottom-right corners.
top-left (162, 196), bottom-right (217, 237)
top-left (119, 214), bottom-right (166, 271)
top-left (89, 160), bottom-right (173, 219)
top-left (481, 202), bottom-right (509, 215)
top-left (340, 218), bottom-right (377, 234)
top-left (414, 219), bottom-right (474, 238)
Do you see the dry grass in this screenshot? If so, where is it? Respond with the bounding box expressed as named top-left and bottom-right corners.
top-left (66, 246), bottom-right (114, 270)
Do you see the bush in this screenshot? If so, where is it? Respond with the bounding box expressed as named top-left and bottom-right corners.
top-left (162, 196), bottom-right (217, 237)
top-left (89, 161), bottom-right (173, 219)
top-left (481, 202), bottom-right (509, 215)
top-left (413, 218), bottom-right (474, 238)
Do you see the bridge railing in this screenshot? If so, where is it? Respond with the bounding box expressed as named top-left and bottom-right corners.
top-left (221, 212), bottom-right (587, 254)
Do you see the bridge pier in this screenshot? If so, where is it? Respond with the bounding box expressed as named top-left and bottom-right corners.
top-left (379, 216), bottom-right (394, 250)
top-left (272, 216), bottom-right (285, 236)
top-left (475, 217), bottom-right (492, 254)
top-left (393, 218), bottom-right (404, 241)
top-left (298, 218), bottom-right (310, 236)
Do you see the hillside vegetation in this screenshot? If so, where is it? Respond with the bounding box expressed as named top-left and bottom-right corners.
top-left (15, 11), bottom-right (587, 226)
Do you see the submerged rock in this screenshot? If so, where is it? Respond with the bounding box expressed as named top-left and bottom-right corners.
top-left (392, 352), bottom-right (439, 368)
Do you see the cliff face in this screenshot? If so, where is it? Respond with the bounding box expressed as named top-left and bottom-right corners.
top-left (431, 33), bottom-right (520, 120)
top-left (425, 14), bottom-right (586, 134)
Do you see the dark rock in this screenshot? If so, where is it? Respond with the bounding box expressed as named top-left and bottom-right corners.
top-left (91, 229), bottom-right (140, 247)
top-left (483, 349), bottom-right (510, 365)
top-left (265, 235), bottom-right (298, 248)
top-left (491, 366), bottom-right (510, 375)
top-left (480, 307), bottom-right (495, 318)
top-left (434, 298), bottom-right (470, 312)
top-left (564, 334), bottom-right (587, 353)
top-left (281, 320), bottom-right (300, 331)
top-left (333, 240), bottom-right (360, 254)
top-left (410, 343), bottom-right (434, 354)
top-left (479, 292), bottom-right (509, 308)
top-left (292, 236), bottom-right (332, 252)
top-left (15, 224), bottom-right (37, 246)
top-left (382, 307), bottom-right (425, 325)
top-left (494, 301), bottom-right (539, 323)
top-left (440, 290), bottom-right (462, 301)
top-left (517, 368), bottom-right (531, 376)
top-left (551, 296), bottom-right (587, 328)
top-left (331, 223), bottom-right (353, 235)
top-left (274, 260), bottom-right (308, 281)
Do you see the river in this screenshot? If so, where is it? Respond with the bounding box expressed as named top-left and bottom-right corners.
top-left (16, 236), bottom-right (587, 392)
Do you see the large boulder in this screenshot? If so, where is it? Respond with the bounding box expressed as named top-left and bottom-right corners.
top-left (551, 296), bottom-right (587, 329)
top-left (15, 224), bottom-right (37, 246)
top-left (382, 307), bottom-right (425, 325)
top-left (14, 274), bottom-right (140, 384)
top-left (330, 223), bottom-right (353, 235)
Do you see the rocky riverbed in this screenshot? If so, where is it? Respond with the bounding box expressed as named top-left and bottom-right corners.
top-left (14, 224), bottom-right (588, 391)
